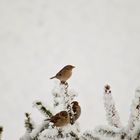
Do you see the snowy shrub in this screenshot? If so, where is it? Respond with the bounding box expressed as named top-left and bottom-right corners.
top-left (20, 82), bottom-right (140, 140)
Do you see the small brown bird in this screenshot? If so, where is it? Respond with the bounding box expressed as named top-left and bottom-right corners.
top-left (71, 101), bottom-right (81, 123)
top-left (50, 111), bottom-right (70, 127)
top-left (50, 65), bottom-right (75, 84)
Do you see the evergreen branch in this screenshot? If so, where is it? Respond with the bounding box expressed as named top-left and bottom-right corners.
top-left (95, 125), bottom-right (119, 137)
top-left (94, 125), bottom-right (129, 139)
top-left (130, 122), bottom-right (140, 140)
top-left (103, 85), bottom-right (122, 128)
top-left (81, 131), bottom-right (100, 140)
top-left (127, 87), bottom-right (140, 132)
top-left (25, 113), bottom-right (34, 133)
top-left (69, 131), bottom-right (79, 140)
top-left (0, 126), bottom-right (3, 140)
top-left (62, 84), bottom-right (76, 124)
top-left (30, 120), bottom-right (50, 139)
top-left (52, 83), bottom-right (77, 124)
top-left (33, 101), bottom-right (53, 118)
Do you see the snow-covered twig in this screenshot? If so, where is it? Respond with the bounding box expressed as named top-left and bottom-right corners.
top-left (127, 87), bottom-right (140, 132)
top-left (52, 83), bottom-right (78, 124)
top-left (81, 130), bottom-right (100, 140)
top-left (38, 123), bottom-right (80, 140)
top-left (69, 131), bottom-right (79, 140)
top-left (62, 122), bottom-right (80, 139)
top-left (25, 113), bottom-right (35, 133)
top-left (33, 101), bottom-right (53, 118)
top-left (130, 122), bottom-right (140, 140)
top-left (62, 84), bottom-right (75, 124)
top-left (20, 132), bottom-right (33, 140)
top-left (38, 127), bottom-right (58, 140)
top-left (103, 85), bottom-right (122, 128)
top-left (0, 126), bottom-right (3, 140)
top-left (30, 120), bottom-right (50, 139)
top-left (94, 125), bottom-right (120, 137)
top-left (21, 80), bottom-right (81, 140)
top-left (94, 125), bottom-right (129, 139)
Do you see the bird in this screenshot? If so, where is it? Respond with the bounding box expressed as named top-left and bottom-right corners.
top-left (50, 111), bottom-right (70, 127)
top-left (70, 101), bottom-right (81, 124)
top-left (50, 65), bottom-right (75, 84)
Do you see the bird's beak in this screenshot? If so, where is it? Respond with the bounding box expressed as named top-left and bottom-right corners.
top-left (72, 66), bottom-right (75, 68)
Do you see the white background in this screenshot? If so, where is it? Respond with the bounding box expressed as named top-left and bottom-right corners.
top-left (0, 0), bottom-right (140, 139)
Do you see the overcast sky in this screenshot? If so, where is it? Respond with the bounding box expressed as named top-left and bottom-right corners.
top-left (0, 0), bottom-right (140, 139)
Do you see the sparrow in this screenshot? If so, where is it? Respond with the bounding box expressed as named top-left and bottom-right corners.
top-left (71, 101), bottom-right (81, 123)
top-left (50, 111), bottom-right (70, 127)
top-left (50, 65), bottom-right (75, 84)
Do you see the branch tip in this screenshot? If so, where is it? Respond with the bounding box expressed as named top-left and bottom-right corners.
top-left (0, 126), bottom-right (3, 132)
top-left (104, 84), bottom-right (111, 94)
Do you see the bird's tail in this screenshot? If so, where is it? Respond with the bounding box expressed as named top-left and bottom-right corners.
top-left (50, 76), bottom-right (56, 79)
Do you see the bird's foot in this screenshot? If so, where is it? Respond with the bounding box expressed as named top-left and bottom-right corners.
top-left (60, 81), bottom-right (69, 88)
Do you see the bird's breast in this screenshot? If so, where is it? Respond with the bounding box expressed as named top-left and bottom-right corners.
top-left (60, 70), bottom-right (72, 81)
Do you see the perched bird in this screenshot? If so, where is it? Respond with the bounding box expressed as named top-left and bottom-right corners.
top-left (50, 111), bottom-right (70, 127)
top-left (50, 65), bottom-right (75, 84)
top-left (71, 101), bottom-right (81, 123)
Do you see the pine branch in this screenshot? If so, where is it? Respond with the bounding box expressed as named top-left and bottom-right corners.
top-left (33, 101), bottom-right (53, 118)
top-left (69, 131), bottom-right (79, 140)
top-left (130, 122), bottom-right (140, 140)
top-left (25, 113), bottom-right (35, 133)
top-left (119, 128), bottom-right (129, 140)
top-left (63, 84), bottom-right (75, 124)
top-left (94, 125), bottom-right (119, 137)
top-left (81, 131), bottom-right (100, 140)
top-left (130, 123), bottom-right (140, 140)
top-left (52, 85), bottom-right (63, 107)
top-left (52, 83), bottom-right (78, 125)
top-left (94, 125), bottom-right (129, 139)
top-left (127, 87), bottom-right (140, 132)
top-left (103, 85), bottom-right (122, 128)
top-left (20, 132), bottom-right (33, 140)
top-left (0, 126), bottom-right (3, 140)
top-left (21, 79), bottom-right (80, 140)
top-left (30, 120), bottom-right (50, 139)
top-left (61, 84), bottom-right (77, 125)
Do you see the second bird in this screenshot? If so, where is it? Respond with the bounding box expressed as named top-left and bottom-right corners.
top-left (50, 65), bottom-right (75, 84)
top-left (50, 111), bottom-right (70, 127)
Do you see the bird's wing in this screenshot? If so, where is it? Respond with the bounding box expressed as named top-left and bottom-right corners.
top-left (56, 68), bottom-right (65, 77)
top-left (50, 114), bottom-right (61, 123)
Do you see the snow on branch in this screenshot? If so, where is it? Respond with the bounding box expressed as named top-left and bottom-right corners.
top-left (94, 125), bottom-right (120, 137)
top-left (33, 101), bottom-right (53, 118)
top-left (131, 122), bottom-right (140, 140)
top-left (20, 80), bottom-right (81, 140)
top-left (0, 126), bottom-right (3, 140)
top-left (127, 87), bottom-right (140, 132)
top-left (52, 83), bottom-right (78, 125)
top-left (37, 126), bottom-right (59, 140)
top-left (80, 130), bottom-right (100, 140)
top-left (20, 133), bottom-right (33, 140)
top-left (37, 122), bottom-right (80, 140)
top-left (94, 125), bottom-right (129, 139)
top-left (20, 71), bottom-right (140, 140)
top-left (24, 113), bottom-right (35, 133)
top-left (30, 120), bottom-right (50, 139)
top-left (52, 83), bottom-right (77, 108)
top-left (103, 85), bottom-right (122, 128)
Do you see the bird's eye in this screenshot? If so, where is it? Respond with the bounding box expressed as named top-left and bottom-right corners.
top-left (58, 73), bottom-right (62, 76)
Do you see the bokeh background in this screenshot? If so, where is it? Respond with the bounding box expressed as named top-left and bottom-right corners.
top-left (0, 0), bottom-right (140, 139)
